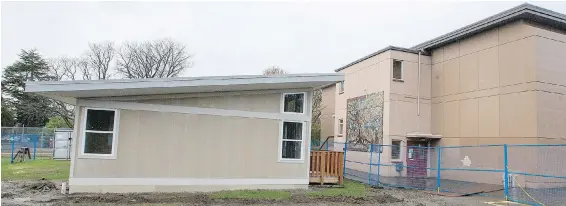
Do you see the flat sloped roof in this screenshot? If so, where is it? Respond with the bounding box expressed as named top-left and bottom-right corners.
top-left (411, 3), bottom-right (566, 50)
top-left (335, 3), bottom-right (566, 72)
top-left (25, 73), bottom-right (344, 103)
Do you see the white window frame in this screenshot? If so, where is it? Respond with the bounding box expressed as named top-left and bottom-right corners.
top-left (338, 81), bottom-right (345, 94)
top-left (338, 118), bottom-right (344, 135)
top-left (391, 139), bottom-right (402, 161)
top-left (278, 120), bottom-right (306, 163)
top-left (280, 92), bottom-right (307, 114)
top-left (392, 59), bottom-right (404, 81)
top-left (79, 107), bottom-right (120, 159)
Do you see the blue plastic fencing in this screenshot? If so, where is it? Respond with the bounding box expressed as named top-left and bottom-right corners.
top-left (1, 127), bottom-right (55, 163)
top-left (338, 142), bottom-right (566, 206)
top-left (8, 134), bottom-right (39, 163)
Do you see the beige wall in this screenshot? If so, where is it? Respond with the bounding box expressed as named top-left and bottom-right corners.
top-left (126, 93), bottom-right (283, 113)
top-left (432, 20), bottom-right (540, 143)
top-left (531, 22), bottom-right (566, 141)
top-left (73, 109), bottom-right (308, 178)
top-left (320, 85), bottom-right (336, 140)
top-left (428, 20), bottom-right (566, 185)
top-left (330, 50), bottom-right (432, 177)
top-left (432, 20), bottom-right (566, 143)
top-left (334, 50), bottom-right (432, 151)
top-left (70, 91), bottom-right (313, 193)
top-left (334, 52), bottom-right (390, 143)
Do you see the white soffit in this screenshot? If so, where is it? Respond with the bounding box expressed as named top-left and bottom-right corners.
top-left (25, 73), bottom-right (344, 100)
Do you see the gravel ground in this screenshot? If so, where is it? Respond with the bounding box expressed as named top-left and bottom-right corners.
top-left (1, 180), bottom-right (499, 206)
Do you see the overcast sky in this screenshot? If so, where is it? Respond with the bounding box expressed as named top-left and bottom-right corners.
top-left (2, 1), bottom-right (566, 77)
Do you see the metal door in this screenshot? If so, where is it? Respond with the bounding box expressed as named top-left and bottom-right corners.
top-left (53, 129), bottom-right (72, 160)
top-left (406, 141), bottom-right (428, 178)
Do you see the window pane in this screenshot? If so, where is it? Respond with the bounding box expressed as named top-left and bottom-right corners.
top-left (283, 122), bottom-right (302, 140)
top-left (86, 109), bottom-right (115, 131)
top-left (393, 60), bottom-right (402, 80)
top-left (284, 93), bottom-right (304, 113)
top-left (84, 132), bottom-right (113, 154)
top-left (282, 141), bottom-right (301, 159)
top-left (392, 140), bottom-right (401, 159)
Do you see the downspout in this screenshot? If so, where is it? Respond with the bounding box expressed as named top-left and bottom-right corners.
top-left (417, 50), bottom-right (421, 117)
top-left (417, 50), bottom-right (422, 132)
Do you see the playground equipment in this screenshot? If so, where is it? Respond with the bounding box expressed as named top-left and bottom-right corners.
top-left (9, 134), bottom-right (38, 163)
top-left (13, 147), bottom-right (32, 162)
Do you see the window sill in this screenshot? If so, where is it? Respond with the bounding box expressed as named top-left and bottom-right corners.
top-left (78, 154), bottom-right (117, 160)
top-left (337, 134), bottom-right (343, 137)
top-left (339, 91), bottom-right (344, 95)
top-left (278, 159), bottom-right (304, 164)
top-left (392, 79), bottom-right (404, 83)
top-left (391, 159), bottom-right (403, 163)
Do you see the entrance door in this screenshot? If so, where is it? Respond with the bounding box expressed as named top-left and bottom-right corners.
top-left (406, 141), bottom-right (428, 178)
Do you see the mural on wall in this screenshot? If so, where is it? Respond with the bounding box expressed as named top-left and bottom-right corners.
top-left (346, 91), bottom-right (384, 151)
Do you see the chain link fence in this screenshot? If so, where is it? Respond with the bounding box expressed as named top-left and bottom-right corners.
top-left (1, 127), bottom-right (57, 160)
top-left (337, 142), bottom-right (566, 205)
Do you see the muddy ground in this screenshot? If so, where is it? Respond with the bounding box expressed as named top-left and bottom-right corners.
top-left (1, 180), bottom-right (497, 206)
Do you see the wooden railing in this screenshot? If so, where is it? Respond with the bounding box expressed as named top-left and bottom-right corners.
top-left (309, 150), bottom-right (344, 185)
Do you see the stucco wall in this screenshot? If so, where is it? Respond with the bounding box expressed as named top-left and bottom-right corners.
top-left (334, 52), bottom-right (391, 143)
top-left (431, 20), bottom-right (543, 143)
top-left (131, 93), bottom-right (282, 113)
top-left (320, 85), bottom-right (336, 140)
top-left (530, 21), bottom-right (566, 142)
top-left (429, 20), bottom-right (566, 186)
top-left (70, 91), bottom-right (313, 193)
top-left (72, 108), bottom-right (308, 179)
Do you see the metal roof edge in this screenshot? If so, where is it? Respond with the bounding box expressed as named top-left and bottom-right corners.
top-left (25, 73), bottom-right (345, 93)
top-left (334, 46), bottom-right (426, 72)
top-left (410, 3), bottom-right (566, 50)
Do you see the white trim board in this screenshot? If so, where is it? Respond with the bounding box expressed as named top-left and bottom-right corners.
top-left (69, 178), bottom-right (309, 186)
top-left (26, 73), bottom-right (344, 93)
top-left (78, 99), bottom-right (310, 122)
top-left (88, 89), bottom-right (312, 101)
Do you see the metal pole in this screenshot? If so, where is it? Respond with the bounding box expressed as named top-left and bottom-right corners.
top-left (377, 145), bottom-right (381, 186)
top-left (33, 135), bottom-right (37, 160)
top-left (504, 144), bottom-right (509, 200)
top-left (11, 135), bottom-right (15, 164)
top-left (368, 144), bottom-right (374, 185)
top-left (343, 142), bottom-right (348, 179)
top-left (436, 147), bottom-right (442, 193)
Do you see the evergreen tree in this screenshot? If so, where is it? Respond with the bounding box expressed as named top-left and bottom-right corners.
top-left (1, 49), bottom-right (55, 127)
top-left (1, 100), bottom-right (16, 126)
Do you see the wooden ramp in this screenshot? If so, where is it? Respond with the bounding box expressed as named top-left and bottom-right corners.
top-left (309, 151), bottom-right (344, 185)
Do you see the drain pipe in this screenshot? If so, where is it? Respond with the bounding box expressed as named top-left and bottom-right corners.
top-left (417, 50), bottom-right (421, 117)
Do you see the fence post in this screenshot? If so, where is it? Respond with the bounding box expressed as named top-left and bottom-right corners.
top-left (33, 135), bottom-right (37, 160)
top-left (504, 144), bottom-right (509, 201)
top-left (377, 145), bottom-right (381, 186)
top-left (343, 142), bottom-right (348, 179)
top-left (10, 135), bottom-right (15, 164)
top-left (436, 146), bottom-right (441, 193)
top-left (368, 144), bottom-right (374, 185)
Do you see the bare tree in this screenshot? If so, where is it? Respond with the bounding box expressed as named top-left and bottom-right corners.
top-left (262, 66), bottom-right (287, 76)
top-left (47, 57), bottom-right (82, 127)
top-left (117, 39), bottom-right (192, 79)
top-left (84, 42), bottom-right (115, 80)
top-left (48, 57), bottom-right (79, 81)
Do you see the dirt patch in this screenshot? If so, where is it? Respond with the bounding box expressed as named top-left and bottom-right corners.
top-left (23, 181), bottom-right (58, 192)
top-left (1, 180), bottom-right (497, 206)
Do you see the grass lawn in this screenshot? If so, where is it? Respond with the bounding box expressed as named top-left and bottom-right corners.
top-left (1, 157), bottom-right (70, 181)
top-left (209, 180), bottom-right (370, 200)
